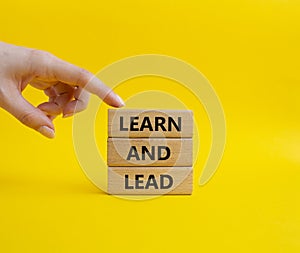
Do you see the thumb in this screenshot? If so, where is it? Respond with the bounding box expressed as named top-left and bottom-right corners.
top-left (0, 86), bottom-right (55, 138)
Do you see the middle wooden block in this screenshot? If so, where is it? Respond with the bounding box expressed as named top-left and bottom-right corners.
top-left (107, 138), bottom-right (192, 167)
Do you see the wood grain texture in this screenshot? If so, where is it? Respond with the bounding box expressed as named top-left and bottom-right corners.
top-left (108, 167), bottom-right (193, 195)
top-left (108, 109), bottom-right (193, 138)
top-left (107, 138), bottom-right (193, 166)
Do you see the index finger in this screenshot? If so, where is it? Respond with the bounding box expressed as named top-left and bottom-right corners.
top-left (31, 51), bottom-right (125, 107)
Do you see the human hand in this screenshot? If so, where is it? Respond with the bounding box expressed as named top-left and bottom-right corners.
top-left (0, 42), bottom-right (124, 138)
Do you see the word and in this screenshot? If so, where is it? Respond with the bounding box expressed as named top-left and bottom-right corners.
top-left (126, 145), bottom-right (170, 161)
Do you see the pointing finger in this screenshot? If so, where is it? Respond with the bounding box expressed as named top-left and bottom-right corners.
top-left (30, 50), bottom-right (125, 107)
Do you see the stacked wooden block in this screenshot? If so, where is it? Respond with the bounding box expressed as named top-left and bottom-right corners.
top-left (107, 109), bottom-right (193, 195)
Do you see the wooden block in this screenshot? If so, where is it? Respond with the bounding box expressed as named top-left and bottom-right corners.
top-left (108, 167), bottom-right (193, 195)
top-left (108, 109), bottom-right (193, 138)
top-left (107, 138), bottom-right (193, 166)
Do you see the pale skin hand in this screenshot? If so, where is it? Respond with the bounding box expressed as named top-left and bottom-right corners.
top-left (0, 42), bottom-right (125, 138)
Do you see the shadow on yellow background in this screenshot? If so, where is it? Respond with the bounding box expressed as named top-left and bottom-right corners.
top-left (0, 0), bottom-right (300, 252)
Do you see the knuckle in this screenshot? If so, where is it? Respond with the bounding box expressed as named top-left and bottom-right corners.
top-left (76, 69), bottom-right (91, 86)
top-left (19, 109), bottom-right (38, 127)
top-left (75, 100), bottom-right (88, 112)
top-left (28, 49), bottom-right (55, 65)
top-left (32, 49), bottom-right (52, 57)
top-left (28, 49), bottom-right (44, 59)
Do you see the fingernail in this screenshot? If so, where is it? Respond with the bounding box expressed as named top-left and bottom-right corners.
top-left (116, 95), bottom-right (125, 107)
top-left (38, 126), bottom-right (55, 138)
top-left (63, 113), bottom-right (73, 118)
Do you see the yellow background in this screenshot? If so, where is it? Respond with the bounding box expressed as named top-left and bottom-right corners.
top-left (0, 0), bottom-right (300, 252)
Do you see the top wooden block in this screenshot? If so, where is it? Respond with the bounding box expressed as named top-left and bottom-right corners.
top-left (108, 109), bottom-right (193, 138)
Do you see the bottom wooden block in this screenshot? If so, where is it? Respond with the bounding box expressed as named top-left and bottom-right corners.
top-left (108, 167), bottom-right (193, 195)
